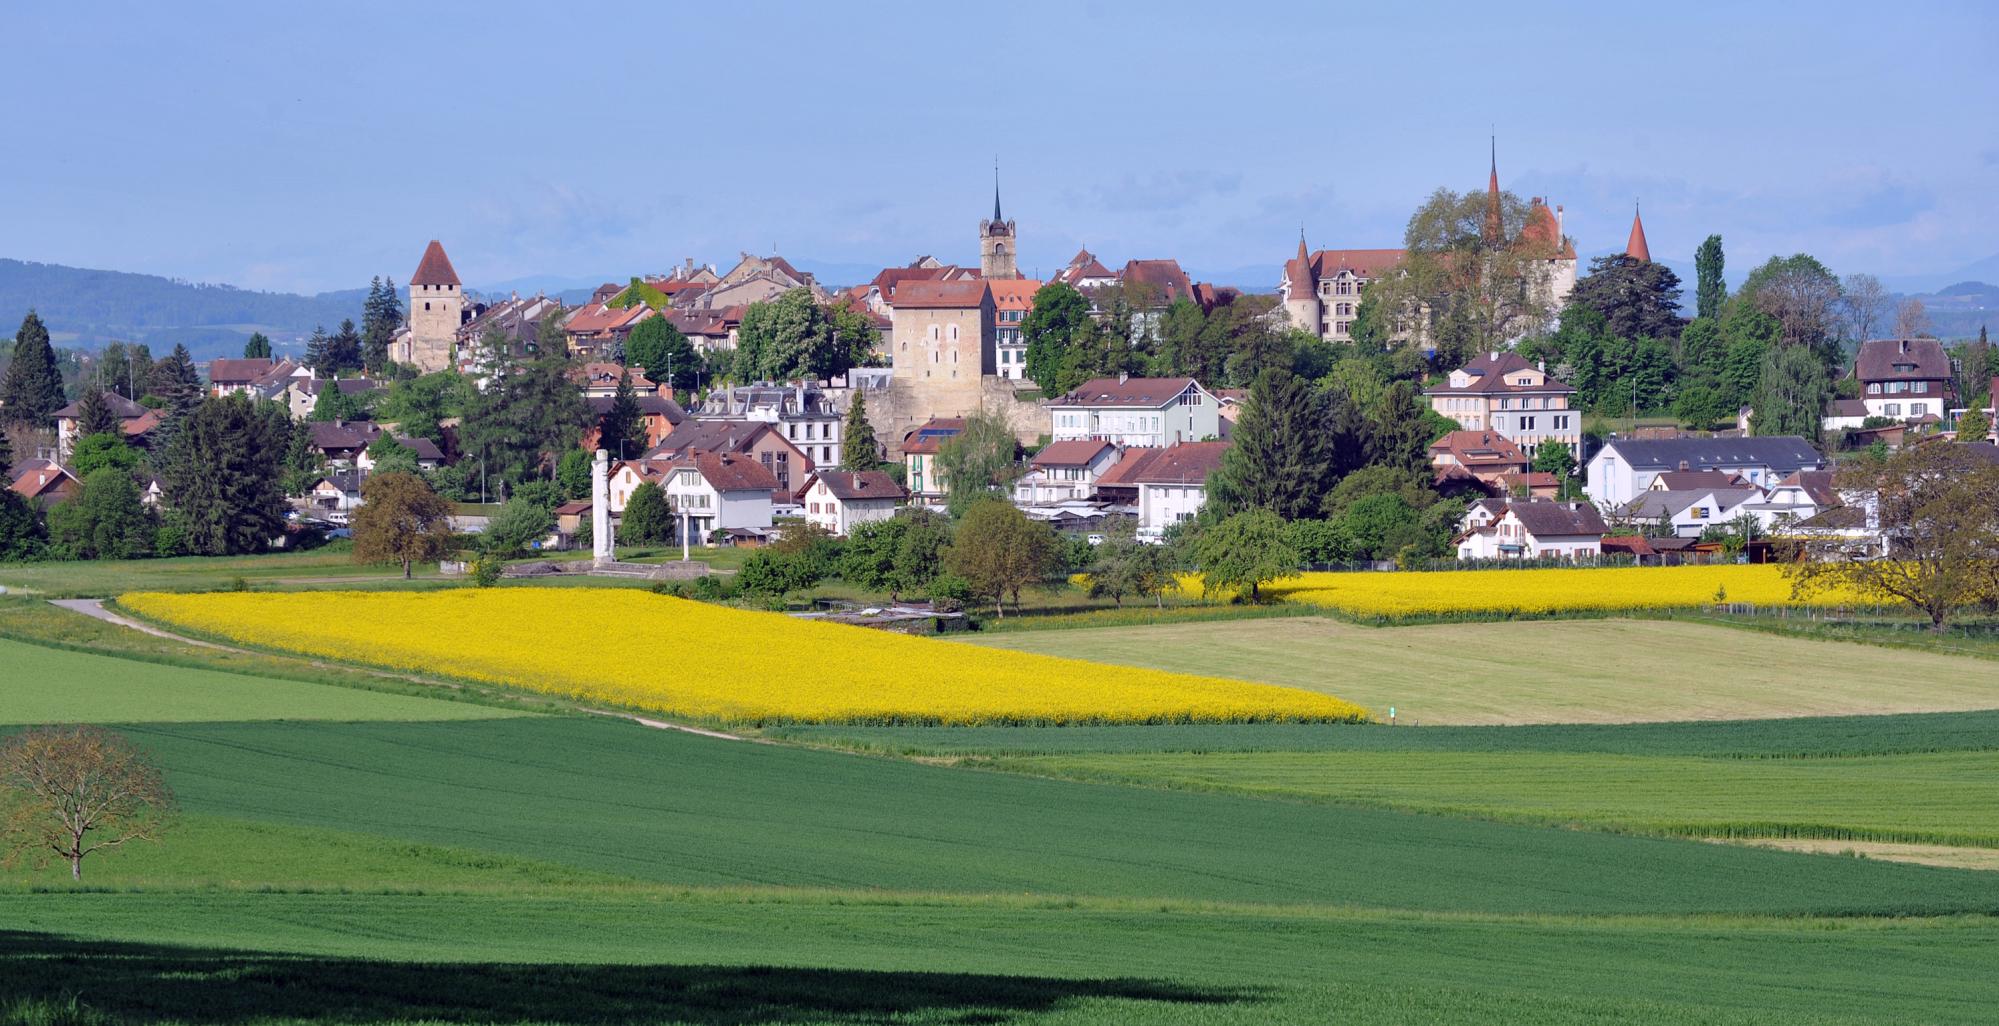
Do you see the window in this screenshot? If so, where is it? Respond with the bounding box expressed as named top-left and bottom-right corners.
top-left (1336, 280), bottom-right (1352, 296)
top-left (1521, 416), bottom-right (1535, 430)
top-left (1885, 403), bottom-right (1901, 416)
top-left (949, 325), bottom-right (959, 341)
top-left (424, 302), bottom-right (431, 311)
top-left (1554, 415), bottom-right (1569, 429)
top-left (1335, 321), bottom-right (1350, 335)
top-left (1866, 383), bottom-right (1881, 394)
top-left (928, 325), bottom-right (940, 341)
top-left (1499, 398), bottom-right (1512, 410)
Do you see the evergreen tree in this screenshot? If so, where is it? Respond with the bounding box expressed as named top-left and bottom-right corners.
top-left (458, 353), bottom-right (588, 489)
top-left (0, 487), bottom-right (41, 560)
top-left (361, 277), bottom-right (395, 373)
top-left (98, 343), bottom-right (133, 401)
top-left (840, 390), bottom-right (881, 471)
top-left (76, 387), bottom-right (119, 437)
top-left (1566, 254), bottom-right (1686, 341)
top-left (1695, 234), bottom-right (1727, 321)
top-left (1, 311), bottom-right (65, 430)
top-left (328, 319), bottom-right (364, 374)
top-left (0, 421), bottom-right (11, 470)
top-left (304, 325), bottom-right (335, 375)
top-left (1211, 367), bottom-right (1330, 521)
top-left (243, 332), bottom-right (272, 360)
top-left (161, 394), bottom-right (291, 555)
top-left (146, 344), bottom-right (202, 420)
top-left (596, 371), bottom-right (647, 460)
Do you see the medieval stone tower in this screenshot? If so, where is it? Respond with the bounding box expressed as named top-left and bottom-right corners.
top-left (978, 173), bottom-right (1018, 280)
top-left (407, 239), bottom-right (463, 373)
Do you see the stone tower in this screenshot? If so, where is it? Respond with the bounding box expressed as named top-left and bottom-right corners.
top-left (978, 170), bottom-right (1018, 280)
top-left (407, 239), bottom-right (463, 373)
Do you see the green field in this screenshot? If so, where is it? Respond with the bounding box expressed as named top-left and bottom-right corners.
top-left (0, 638), bottom-right (523, 723)
top-left (968, 617), bottom-right (1999, 724)
top-left (8, 599), bottom-right (1999, 1023)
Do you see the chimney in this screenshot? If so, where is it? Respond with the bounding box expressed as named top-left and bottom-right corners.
top-left (1556, 204), bottom-right (1564, 239)
top-left (1678, 460), bottom-right (1691, 471)
top-left (1489, 351), bottom-right (1500, 362)
top-left (1900, 339), bottom-right (1909, 354)
top-left (1119, 371), bottom-right (1129, 384)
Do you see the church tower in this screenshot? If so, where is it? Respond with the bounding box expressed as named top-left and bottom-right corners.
top-left (407, 239), bottom-right (463, 373)
top-left (978, 169), bottom-right (1018, 280)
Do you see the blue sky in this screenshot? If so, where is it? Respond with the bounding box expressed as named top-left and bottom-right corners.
top-left (5, 1), bottom-right (1995, 293)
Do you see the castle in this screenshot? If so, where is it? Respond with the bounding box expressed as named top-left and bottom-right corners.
top-left (390, 239), bottom-right (464, 373)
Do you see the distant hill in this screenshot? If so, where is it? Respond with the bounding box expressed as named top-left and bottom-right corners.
top-left (0, 258), bottom-right (365, 360)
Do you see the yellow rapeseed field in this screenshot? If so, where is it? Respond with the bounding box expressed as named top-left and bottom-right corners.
top-left (118, 590), bottom-right (1367, 726)
top-left (1260, 564), bottom-right (1862, 618)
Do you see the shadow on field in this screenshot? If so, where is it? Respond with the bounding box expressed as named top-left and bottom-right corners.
top-left (0, 932), bottom-right (1258, 1025)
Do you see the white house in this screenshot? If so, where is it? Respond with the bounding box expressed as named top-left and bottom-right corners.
top-left (658, 453), bottom-right (777, 544)
top-left (1821, 398), bottom-right (1870, 433)
top-left (1125, 440), bottom-right (1228, 540)
top-left (1614, 487), bottom-right (1765, 538)
top-left (1012, 438), bottom-right (1120, 504)
top-left (1585, 436), bottom-right (1823, 507)
top-left (1855, 338), bottom-right (1953, 421)
top-left (303, 471), bottom-right (365, 519)
top-left (1455, 499), bottom-right (1608, 560)
top-left (1046, 376), bottom-right (1221, 449)
top-left (800, 470), bottom-right (906, 536)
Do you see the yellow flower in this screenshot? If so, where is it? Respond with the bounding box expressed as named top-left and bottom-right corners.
top-left (1256, 565), bottom-right (1861, 617)
top-left (120, 590), bottom-right (1367, 726)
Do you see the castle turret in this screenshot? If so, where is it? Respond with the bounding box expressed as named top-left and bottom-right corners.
top-left (407, 240), bottom-right (462, 373)
top-left (1625, 204), bottom-right (1652, 262)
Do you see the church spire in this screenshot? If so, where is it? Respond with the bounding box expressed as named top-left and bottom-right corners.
top-left (1625, 202), bottom-right (1651, 262)
top-left (1483, 134), bottom-right (1502, 243)
top-left (992, 159), bottom-right (1003, 223)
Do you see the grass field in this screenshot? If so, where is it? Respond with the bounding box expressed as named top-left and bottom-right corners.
top-left (0, 638), bottom-right (523, 724)
top-left (968, 617), bottom-right (1999, 724)
top-left (0, 547), bottom-right (450, 598)
top-left (11, 589), bottom-right (1999, 1023)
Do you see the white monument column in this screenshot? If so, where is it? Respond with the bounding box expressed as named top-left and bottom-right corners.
top-left (591, 449), bottom-right (612, 563)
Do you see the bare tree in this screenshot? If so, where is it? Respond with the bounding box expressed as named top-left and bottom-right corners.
top-left (1840, 273), bottom-right (1888, 342)
top-left (1894, 297), bottom-right (1932, 339)
top-left (1, 725), bottom-right (176, 881)
top-left (1783, 442), bottom-right (1999, 630)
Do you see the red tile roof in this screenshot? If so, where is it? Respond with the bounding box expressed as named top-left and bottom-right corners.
top-left (987, 278), bottom-right (1041, 311)
top-left (1030, 438), bottom-right (1116, 468)
top-left (1118, 259), bottom-right (1194, 303)
top-left (1854, 338), bottom-right (1951, 383)
top-left (1429, 430), bottom-right (1527, 468)
top-left (411, 240), bottom-right (460, 287)
top-left (889, 280), bottom-right (990, 310)
top-left (1125, 441), bottom-right (1228, 485)
top-left (1094, 447), bottom-right (1162, 489)
top-left (1519, 199), bottom-right (1577, 260)
top-left (651, 451), bottom-right (779, 493)
top-left (208, 358), bottom-right (276, 384)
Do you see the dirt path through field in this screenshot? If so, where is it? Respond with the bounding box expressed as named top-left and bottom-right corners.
top-left (47, 599), bottom-right (744, 743)
top-left (1718, 838), bottom-right (1999, 871)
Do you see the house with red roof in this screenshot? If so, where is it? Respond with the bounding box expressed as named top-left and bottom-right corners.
top-left (799, 469), bottom-right (907, 536)
top-left (1424, 351), bottom-right (1581, 461)
top-left (1125, 440), bottom-right (1229, 539)
top-left (987, 278), bottom-right (1041, 380)
top-left (899, 417), bottom-right (964, 501)
top-left (1012, 438), bottom-right (1120, 504)
top-left (607, 451), bottom-right (777, 544)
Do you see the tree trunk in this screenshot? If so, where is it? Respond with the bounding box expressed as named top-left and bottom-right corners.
top-left (995, 595), bottom-right (1004, 619)
top-left (403, 559), bottom-right (413, 580)
top-left (70, 855), bottom-right (81, 881)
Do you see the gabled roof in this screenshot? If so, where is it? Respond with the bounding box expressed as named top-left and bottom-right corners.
top-left (308, 421), bottom-right (378, 452)
top-left (1618, 488), bottom-right (1764, 520)
top-left (584, 395), bottom-right (687, 424)
top-left (1030, 438), bottom-right (1116, 468)
top-left (571, 362), bottom-right (656, 391)
top-left (411, 240), bottom-right (460, 287)
top-left (53, 391), bottom-right (147, 421)
top-left (648, 418), bottom-right (790, 460)
top-left (987, 278), bottom-right (1042, 310)
top-left (807, 469), bottom-right (907, 502)
top-left (1854, 338), bottom-right (1951, 382)
top-left (1503, 499), bottom-right (1608, 538)
top-left (651, 451), bottom-right (780, 494)
top-left (1117, 260), bottom-right (1194, 304)
top-left (1048, 376), bottom-right (1200, 408)
top-left (1825, 398), bottom-right (1871, 418)
top-left (10, 460), bottom-right (77, 500)
top-left (1427, 351), bottom-right (1574, 395)
top-left (564, 303), bottom-right (651, 336)
top-left (1429, 430), bottom-right (1526, 468)
top-left (1126, 440), bottom-right (1228, 485)
top-left (1773, 469), bottom-right (1841, 507)
top-left (1600, 436), bottom-right (1823, 473)
top-left (889, 280), bottom-right (989, 310)
top-left (1518, 198), bottom-right (1576, 260)
top-left (1650, 470), bottom-right (1752, 491)
top-left (208, 358), bottom-right (276, 384)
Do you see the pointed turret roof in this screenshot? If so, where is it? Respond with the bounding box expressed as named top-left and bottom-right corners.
top-left (1625, 205), bottom-right (1651, 263)
top-left (1483, 136), bottom-right (1503, 243)
top-left (1297, 228), bottom-right (1309, 262)
top-left (411, 240), bottom-right (460, 287)
top-left (992, 163), bottom-right (1003, 222)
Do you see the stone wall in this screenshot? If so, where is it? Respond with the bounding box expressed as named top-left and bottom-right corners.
top-left (868, 376), bottom-right (1047, 458)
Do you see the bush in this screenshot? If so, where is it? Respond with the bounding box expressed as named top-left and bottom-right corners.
top-left (618, 481), bottom-right (673, 546)
top-left (471, 556), bottom-right (504, 588)
top-left (481, 496), bottom-right (556, 557)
